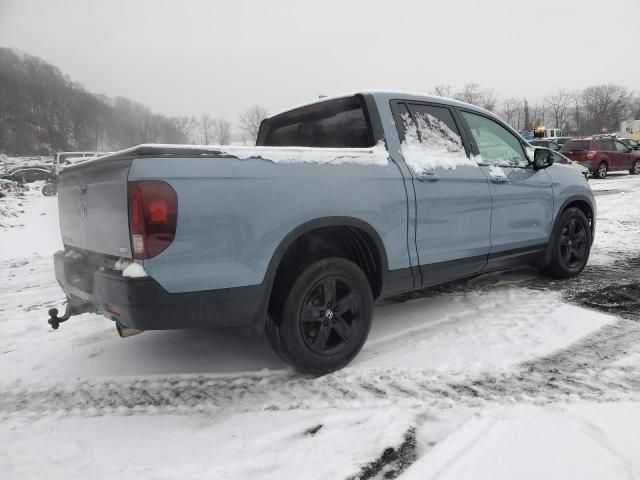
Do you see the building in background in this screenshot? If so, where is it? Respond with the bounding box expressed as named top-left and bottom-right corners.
top-left (621, 119), bottom-right (640, 140)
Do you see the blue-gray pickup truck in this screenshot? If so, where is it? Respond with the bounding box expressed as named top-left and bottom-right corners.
top-left (50, 91), bottom-right (596, 373)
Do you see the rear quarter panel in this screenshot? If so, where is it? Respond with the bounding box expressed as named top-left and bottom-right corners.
top-left (128, 156), bottom-right (408, 293)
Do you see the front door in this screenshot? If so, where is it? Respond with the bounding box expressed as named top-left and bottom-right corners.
top-left (458, 110), bottom-right (554, 257)
top-left (614, 139), bottom-right (634, 170)
top-left (391, 101), bottom-right (492, 286)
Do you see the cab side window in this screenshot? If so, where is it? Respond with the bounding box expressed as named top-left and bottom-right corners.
top-left (461, 111), bottom-right (528, 167)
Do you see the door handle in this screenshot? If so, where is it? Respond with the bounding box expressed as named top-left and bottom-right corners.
top-left (417, 172), bottom-right (440, 182)
top-left (490, 176), bottom-right (508, 184)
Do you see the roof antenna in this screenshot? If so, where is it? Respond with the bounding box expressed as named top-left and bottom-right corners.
top-left (318, 95), bottom-right (327, 99)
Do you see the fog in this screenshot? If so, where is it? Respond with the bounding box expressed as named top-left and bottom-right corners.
top-left (1, 0), bottom-right (638, 120)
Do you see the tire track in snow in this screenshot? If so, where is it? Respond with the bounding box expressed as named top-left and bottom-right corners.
top-left (2, 364), bottom-right (639, 417)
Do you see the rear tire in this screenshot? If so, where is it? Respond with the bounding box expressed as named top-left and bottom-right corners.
top-left (266, 258), bottom-right (373, 374)
top-left (543, 207), bottom-right (592, 279)
top-left (594, 162), bottom-right (608, 179)
top-left (630, 160), bottom-right (640, 175)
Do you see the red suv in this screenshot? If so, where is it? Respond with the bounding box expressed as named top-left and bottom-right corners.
top-left (560, 137), bottom-right (640, 179)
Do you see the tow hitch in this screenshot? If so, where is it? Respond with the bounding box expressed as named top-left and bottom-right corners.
top-left (47, 299), bottom-right (94, 329)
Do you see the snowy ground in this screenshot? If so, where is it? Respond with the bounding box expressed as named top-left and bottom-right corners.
top-left (1, 173), bottom-right (640, 479)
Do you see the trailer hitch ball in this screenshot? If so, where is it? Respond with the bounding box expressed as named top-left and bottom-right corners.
top-left (48, 308), bottom-right (62, 329)
top-left (47, 305), bottom-right (73, 330)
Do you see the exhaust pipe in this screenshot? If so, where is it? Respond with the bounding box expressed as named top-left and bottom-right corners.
top-left (116, 321), bottom-right (144, 338)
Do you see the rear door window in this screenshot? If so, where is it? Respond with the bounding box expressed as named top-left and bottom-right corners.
top-left (260, 97), bottom-right (373, 148)
top-left (596, 139), bottom-right (615, 151)
top-left (391, 102), bottom-right (473, 172)
top-left (560, 140), bottom-right (589, 152)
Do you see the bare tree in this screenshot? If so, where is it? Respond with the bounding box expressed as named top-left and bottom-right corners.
top-left (581, 84), bottom-right (632, 133)
top-left (545, 90), bottom-right (571, 129)
top-left (199, 114), bottom-right (214, 144)
top-left (173, 116), bottom-right (198, 143)
top-left (238, 105), bottom-right (268, 143)
top-left (454, 83), bottom-right (483, 106)
top-left (430, 84), bottom-right (454, 98)
top-left (480, 88), bottom-right (498, 112)
top-left (213, 118), bottom-right (231, 145)
top-left (501, 97), bottom-right (523, 128)
top-left (454, 83), bottom-right (497, 111)
top-left (531, 103), bottom-right (546, 128)
top-left (569, 90), bottom-right (582, 135)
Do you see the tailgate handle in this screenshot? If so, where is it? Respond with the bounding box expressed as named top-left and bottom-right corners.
top-left (79, 183), bottom-right (88, 194)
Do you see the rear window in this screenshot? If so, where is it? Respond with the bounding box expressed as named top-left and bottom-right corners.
top-left (560, 140), bottom-right (589, 152)
top-left (259, 96), bottom-right (373, 148)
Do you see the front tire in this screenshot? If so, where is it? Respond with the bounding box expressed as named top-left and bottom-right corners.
top-left (630, 160), bottom-right (640, 175)
top-left (543, 207), bottom-right (592, 279)
top-left (267, 258), bottom-right (373, 374)
top-left (594, 162), bottom-right (608, 179)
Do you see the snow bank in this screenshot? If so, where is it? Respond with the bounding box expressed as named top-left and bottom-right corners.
top-left (399, 112), bottom-right (477, 174)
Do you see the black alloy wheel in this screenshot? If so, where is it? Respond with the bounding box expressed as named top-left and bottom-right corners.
top-left (268, 258), bottom-right (373, 374)
top-left (543, 207), bottom-right (592, 278)
top-left (559, 218), bottom-right (588, 270)
top-left (300, 276), bottom-right (362, 356)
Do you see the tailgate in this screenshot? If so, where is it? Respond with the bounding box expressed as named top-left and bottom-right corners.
top-left (58, 158), bottom-right (133, 257)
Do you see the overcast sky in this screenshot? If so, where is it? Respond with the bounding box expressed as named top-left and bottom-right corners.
top-left (1, 0), bottom-right (639, 123)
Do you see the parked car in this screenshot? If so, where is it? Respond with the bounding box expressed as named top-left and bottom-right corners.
top-left (52, 151), bottom-right (107, 175)
top-left (49, 91), bottom-right (595, 374)
top-left (546, 148), bottom-right (589, 179)
top-left (619, 138), bottom-right (640, 151)
top-left (559, 137), bottom-right (640, 178)
top-left (529, 139), bottom-right (560, 151)
top-left (1, 166), bottom-right (51, 183)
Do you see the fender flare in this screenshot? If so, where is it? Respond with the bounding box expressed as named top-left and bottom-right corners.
top-left (254, 216), bottom-right (390, 324)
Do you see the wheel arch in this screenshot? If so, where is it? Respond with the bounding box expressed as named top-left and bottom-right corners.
top-left (541, 194), bottom-right (595, 266)
top-left (258, 217), bottom-right (389, 322)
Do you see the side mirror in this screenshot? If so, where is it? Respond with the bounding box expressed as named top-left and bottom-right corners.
top-left (533, 148), bottom-right (554, 169)
top-left (626, 147), bottom-right (633, 153)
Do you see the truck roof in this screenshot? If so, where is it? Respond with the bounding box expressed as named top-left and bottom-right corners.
top-left (266, 90), bottom-right (491, 120)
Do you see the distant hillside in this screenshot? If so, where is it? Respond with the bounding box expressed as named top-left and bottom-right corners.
top-left (0, 48), bottom-right (187, 155)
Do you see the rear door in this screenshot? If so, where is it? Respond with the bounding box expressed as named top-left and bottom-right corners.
top-left (391, 101), bottom-right (492, 285)
top-left (458, 110), bottom-right (554, 256)
top-left (596, 138), bottom-right (616, 170)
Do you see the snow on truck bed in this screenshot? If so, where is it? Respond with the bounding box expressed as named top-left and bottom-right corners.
top-left (68, 142), bottom-right (390, 168)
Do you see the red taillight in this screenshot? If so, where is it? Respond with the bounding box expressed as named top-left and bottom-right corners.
top-left (128, 181), bottom-right (178, 259)
top-left (586, 151), bottom-right (597, 160)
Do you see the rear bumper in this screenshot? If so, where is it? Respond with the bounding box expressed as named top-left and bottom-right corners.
top-left (54, 250), bottom-right (265, 330)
